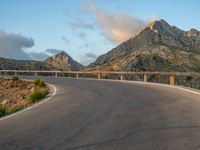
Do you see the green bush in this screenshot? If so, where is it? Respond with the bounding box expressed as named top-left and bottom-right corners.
top-left (12, 76), bottom-right (19, 81)
top-left (29, 91), bottom-right (46, 103)
top-left (34, 79), bottom-right (46, 87)
top-left (0, 106), bottom-right (7, 117)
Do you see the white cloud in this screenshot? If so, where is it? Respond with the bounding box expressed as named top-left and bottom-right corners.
top-left (0, 31), bottom-right (34, 60)
top-left (87, 3), bottom-right (147, 43)
top-left (28, 51), bottom-right (49, 61)
top-left (80, 52), bottom-right (97, 66)
top-left (45, 49), bottom-right (63, 55)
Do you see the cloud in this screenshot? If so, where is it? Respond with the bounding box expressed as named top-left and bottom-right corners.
top-left (45, 49), bottom-right (63, 55)
top-left (87, 3), bottom-right (147, 43)
top-left (78, 32), bottom-right (86, 39)
top-left (68, 18), bottom-right (94, 30)
top-left (62, 36), bottom-right (70, 44)
top-left (28, 51), bottom-right (49, 61)
top-left (0, 31), bottom-right (34, 60)
top-left (80, 52), bottom-right (97, 66)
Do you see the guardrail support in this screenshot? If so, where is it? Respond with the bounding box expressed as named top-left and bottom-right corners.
top-left (169, 75), bottom-right (175, 85)
top-left (55, 72), bottom-right (58, 77)
top-left (144, 74), bottom-right (148, 82)
top-left (35, 72), bottom-right (37, 76)
top-left (120, 74), bottom-right (125, 80)
top-left (76, 73), bottom-right (79, 79)
top-left (97, 73), bottom-right (101, 80)
top-left (14, 72), bottom-right (17, 76)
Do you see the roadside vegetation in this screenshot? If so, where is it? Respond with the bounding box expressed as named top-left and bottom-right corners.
top-left (29, 79), bottom-right (49, 104)
top-left (0, 77), bottom-right (49, 118)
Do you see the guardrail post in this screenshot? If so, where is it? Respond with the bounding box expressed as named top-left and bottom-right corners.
top-left (4, 72), bottom-right (7, 76)
top-left (15, 72), bottom-right (17, 76)
top-left (35, 72), bottom-right (37, 76)
top-left (144, 74), bottom-right (148, 82)
top-left (55, 72), bottom-right (58, 77)
top-left (169, 75), bottom-right (175, 85)
top-left (97, 73), bottom-right (101, 79)
top-left (76, 73), bottom-right (79, 79)
top-left (120, 74), bottom-right (125, 80)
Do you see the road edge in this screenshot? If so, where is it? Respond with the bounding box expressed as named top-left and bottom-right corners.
top-left (0, 83), bottom-right (57, 121)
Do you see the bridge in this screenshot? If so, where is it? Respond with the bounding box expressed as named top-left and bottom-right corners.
top-left (0, 70), bottom-right (200, 149)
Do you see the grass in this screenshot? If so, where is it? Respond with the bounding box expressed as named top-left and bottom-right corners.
top-left (34, 78), bottom-right (46, 87)
top-left (29, 91), bottom-right (47, 103)
top-left (9, 105), bottom-right (24, 114)
top-left (12, 76), bottom-right (19, 81)
top-left (0, 105), bottom-right (7, 117)
top-left (29, 78), bottom-right (49, 103)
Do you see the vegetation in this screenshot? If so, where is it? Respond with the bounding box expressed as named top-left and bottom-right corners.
top-left (29, 78), bottom-right (49, 103)
top-left (9, 105), bottom-right (24, 114)
top-left (29, 91), bottom-right (47, 103)
top-left (34, 78), bottom-right (46, 87)
top-left (12, 76), bottom-right (19, 81)
top-left (0, 105), bottom-right (7, 117)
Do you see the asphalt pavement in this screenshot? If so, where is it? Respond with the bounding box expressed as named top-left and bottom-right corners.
top-left (0, 76), bottom-right (200, 150)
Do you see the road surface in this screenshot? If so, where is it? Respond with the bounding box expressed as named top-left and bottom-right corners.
top-left (0, 77), bottom-right (200, 150)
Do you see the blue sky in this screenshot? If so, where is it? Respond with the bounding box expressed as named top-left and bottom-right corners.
top-left (0, 0), bottom-right (200, 65)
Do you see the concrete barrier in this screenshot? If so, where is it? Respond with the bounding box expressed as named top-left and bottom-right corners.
top-left (0, 70), bottom-right (200, 86)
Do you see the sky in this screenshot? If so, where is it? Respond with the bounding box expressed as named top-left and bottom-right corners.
top-left (0, 0), bottom-right (200, 65)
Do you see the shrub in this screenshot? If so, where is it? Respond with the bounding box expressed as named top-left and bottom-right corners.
top-left (34, 79), bottom-right (46, 87)
top-left (10, 105), bottom-right (24, 113)
top-left (0, 106), bottom-right (7, 117)
top-left (29, 91), bottom-right (47, 103)
top-left (12, 76), bottom-right (19, 81)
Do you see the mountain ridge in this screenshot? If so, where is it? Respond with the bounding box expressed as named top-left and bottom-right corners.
top-left (0, 51), bottom-right (83, 71)
top-left (88, 19), bottom-right (200, 72)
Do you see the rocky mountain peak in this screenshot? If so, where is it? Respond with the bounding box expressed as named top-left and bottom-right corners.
top-left (187, 28), bottom-right (200, 37)
top-left (89, 19), bottom-right (200, 73)
top-left (148, 19), bottom-right (170, 31)
top-left (44, 51), bottom-right (83, 71)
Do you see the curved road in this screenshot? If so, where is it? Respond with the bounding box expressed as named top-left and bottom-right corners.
top-left (0, 77), bottom-right (200, 150)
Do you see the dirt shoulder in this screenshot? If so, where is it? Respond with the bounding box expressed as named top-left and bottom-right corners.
top-left (0, 77), bottom-right (49, 116)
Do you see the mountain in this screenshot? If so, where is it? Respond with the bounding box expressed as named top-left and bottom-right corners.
top-left (0, 57), bottom-right (53, 70)
top-left (89, 19), bottom-right (200, 72)
top-left (0, 51), bottom-right (83, 71)
top-left (44, 51), bottom-right (83, 71)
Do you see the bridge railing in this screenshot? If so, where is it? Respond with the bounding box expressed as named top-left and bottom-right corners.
top-left (0, 70), bottom-right (200, 86)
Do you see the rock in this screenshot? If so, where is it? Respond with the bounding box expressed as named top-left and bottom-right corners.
top-left (44, 51), bottom-right (83, 71)
top-left (1, 99), bottom-right (8, 105)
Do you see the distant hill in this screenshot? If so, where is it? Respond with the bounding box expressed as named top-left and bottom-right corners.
top-left (0, 51), bottom-right (83, 71)
top-left (44, 51), bottom-right (83, 71)
top-left (88, 19), bottom-right (200, 72)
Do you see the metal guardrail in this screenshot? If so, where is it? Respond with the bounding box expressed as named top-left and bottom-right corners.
top-left (0, 70), bottom-right (200, 86)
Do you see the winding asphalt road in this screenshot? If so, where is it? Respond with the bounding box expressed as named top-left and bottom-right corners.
top-left (0, 76), bottom-right (200, 150)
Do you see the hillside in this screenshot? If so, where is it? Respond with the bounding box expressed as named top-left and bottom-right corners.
top-left (89, 19), bottom-right (200, 72)
top-left (44, 51), bottom-right (83, 71)
top-left (0, 51), bottom-right (83, 71)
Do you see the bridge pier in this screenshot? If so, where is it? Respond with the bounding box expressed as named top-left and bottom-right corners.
top-left (76, 73), bottom-right (79, 79)
top-left (169, 75), bottom-right (175, 85)
top-left (120, 74), bottom-right (125, 80)
top-left (97, 73), bottom-right (101, 80)
top-left (144, 74), bottom-right (148, 82)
